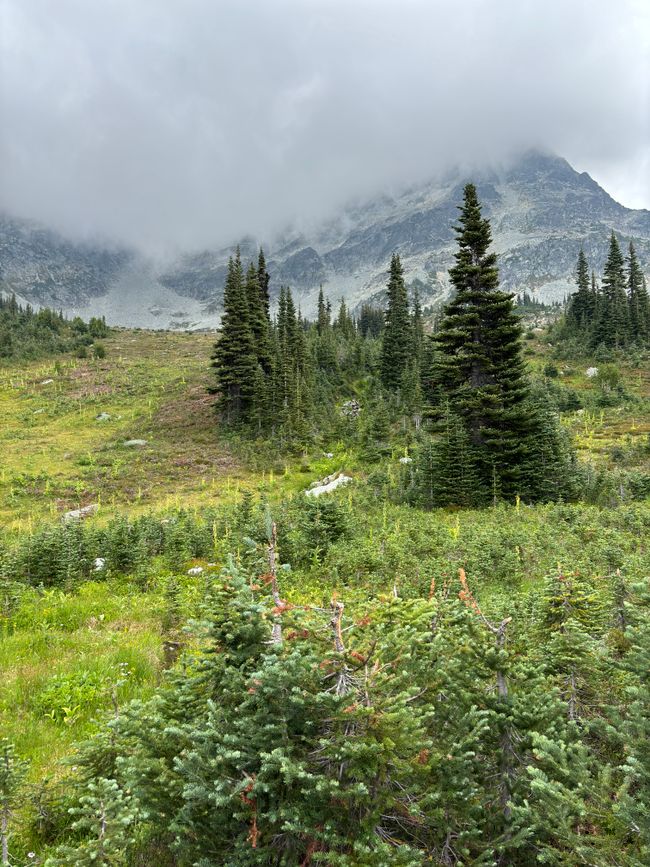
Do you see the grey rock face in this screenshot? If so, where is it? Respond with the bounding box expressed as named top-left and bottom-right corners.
top-left (2, 150), bottom-right (649, 325)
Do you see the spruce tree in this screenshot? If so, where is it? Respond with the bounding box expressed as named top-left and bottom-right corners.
top-left (435, 183), bottom-right (532, 499)
top-left (627, 242), bottom-right (649, 345)
top-left (211, 250), bottom-right (258, 424)
top-left (317, 285), bottom-right (330, 335)
top-left (412, 284), bottom-right (425, 363)
top-left (257, 248), bottom-right (271, 320)
top-left (566, 248), bottom-right (596, 333)
top-left (380, 253), bottom-right (413, 391)
top-left (244, 262), bottom-right (272, 374)
top-left (592, 232), bottom-right (629, 349)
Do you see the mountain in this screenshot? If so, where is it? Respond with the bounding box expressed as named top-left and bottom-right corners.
top-left (1, 150), bottom-right (649, 328)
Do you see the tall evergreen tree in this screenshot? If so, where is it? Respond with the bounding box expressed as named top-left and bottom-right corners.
top-left (627, 242), bottom-right (649, 344)
top-left (381, 254), bottom-right (413, 390)
top-left (244, 262), bottom-right (272, 374)
top-left (412, 284), bottom-right (425, 363)
top-left (592, 232), bottom-right (629, 349)
top-left (257, 248), bottom-right (271, 320)
top-left (435, 183), bottom-right (532, 498)
top-left (317, 285), bottom-right (330, 335)
top-left (566, 248), bottom-right (595, 332)
top-left (211, 250), bottom-right (259, 424)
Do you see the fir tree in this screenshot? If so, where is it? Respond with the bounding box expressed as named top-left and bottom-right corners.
top-left (257, 248), bottom-right (271, 320)
top-left (211, 251), bottom-right (258, 424)
top-left (592, 232), bottom-right (629, 349)
top-left (244, 262), bottom-right (272, 374)
top-left (317, 285), bottom-right (330, 334)
top-left (435, 183), bottom-right (533, 499)
top-left (412, 284), bottom-right (425, 363)
top-left (381, 254), bottom-right (413, 391)
top-left (566, 248), bottom-right (596, 332)
top-left (627, 242), bottom-right (649, 344)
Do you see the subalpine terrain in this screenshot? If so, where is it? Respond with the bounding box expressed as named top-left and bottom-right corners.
top-left (2, 192), bottom-right (650, 864)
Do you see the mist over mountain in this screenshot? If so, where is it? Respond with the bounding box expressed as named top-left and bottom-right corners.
top-left (1, 150), bottom-right (649, 329)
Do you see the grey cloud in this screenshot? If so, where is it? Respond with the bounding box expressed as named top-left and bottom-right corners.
top-left (1, 0), bottom-right (648, 255)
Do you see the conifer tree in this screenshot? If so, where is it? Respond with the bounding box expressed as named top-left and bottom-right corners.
top-left (257, 248), bottom-right (271, 320)
top-left (435, 183), bottom-right (532, 499)
top-left (317, 285), bottom-right (330, 335)
top-left (566, 248), bottom-right (595, 332)
top-left (244, 262), bottom-right (272, 374)
top-left (592, 232), bottom-right (629, 349)
top-left (211, 250), bottom-right (258, 424)
top-left (627, 242), bottom-right (649, 344)
top-left (381, 254), bottom-right (413, 390)
top-left (412, 284), bottom-right (425, 363)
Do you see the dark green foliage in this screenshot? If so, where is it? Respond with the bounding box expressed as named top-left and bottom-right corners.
top-left (627, 243), bottom-right (650, 345)
top-left (433, 183), bottom-right (566, 503)
top-left (356, 303), bottom-right (384, 338)
top-left (561, 236), bottom-right (650, 352)
top-left (566, 248), bottom-right (596, 332)
top-left (593, 233), bottom-right (629, 350)
top-left (0, 294), bottom-right (109, 361)
top-left (380, 253), bottom-right (413, 390)
top-left (211, 250), bottom-right (259, 425)
top-left (410, 407), bottom-right (485, 509)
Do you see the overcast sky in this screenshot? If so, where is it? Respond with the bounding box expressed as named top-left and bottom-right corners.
top-left (1, 0), bottom-right (648, 255)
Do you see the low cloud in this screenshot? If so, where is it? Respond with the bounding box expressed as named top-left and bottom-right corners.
top-left (1, 0), bottom-right (648, 254)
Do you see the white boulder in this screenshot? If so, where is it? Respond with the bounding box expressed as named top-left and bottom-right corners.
top-left (306, 472), bottom-right (352, 497)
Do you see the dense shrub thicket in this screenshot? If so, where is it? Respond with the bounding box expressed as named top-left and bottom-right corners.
top-left (3, 497), bottom-right (647, 865)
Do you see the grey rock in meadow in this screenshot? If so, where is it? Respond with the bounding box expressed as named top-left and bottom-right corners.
top-left (63, 503), bottom-right (99, 522)
top-left (187, 566), bottom-right (204, 575)
top-left (123, 439), bottom-right (148, 447)
top-left (306, 472), bottom-right (353, 497)
top-left (95, 412), bottom-right (111, 421)
top-left (585, 367), bottom-right (599, 378)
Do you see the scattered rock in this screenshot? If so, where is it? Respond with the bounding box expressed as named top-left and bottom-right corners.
top-left (187, 566), bottom-right (204, 575)
top-left (306, 472), bottom-right (353, 497)
top-left (40, 379), bottom-right (54, 385)
top-left (399, 456), bottom-right (413, 464)
top-left (123, 439), bottom-right (148, 447)
top-left (93, 557), bottom-right (106, 571)
top-left (324, 452), bottom-right (334, 458)
top-left (33, 408), bottom-right (44, 415)
top-left (340, 399), bottom-right (361, 419)
top-left (585, 367), bottom-right (599, 378)
top-left (95, 412), bottom-right (111, 422)
top-left (63, 504), bottom-right (99, 522)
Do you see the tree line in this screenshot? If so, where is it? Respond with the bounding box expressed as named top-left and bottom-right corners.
top-left (563, 234), bottom-right (649, 351)
top-left (0, 293), bottom-right (109, 360)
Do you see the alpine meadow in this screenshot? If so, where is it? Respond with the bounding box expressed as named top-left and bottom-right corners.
top-left (2, 1), bottom-right (650, 865)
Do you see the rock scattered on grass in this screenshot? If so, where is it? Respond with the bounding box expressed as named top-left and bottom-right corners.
top-left (95, 412), bottom-right (111, 421)
top-left (124, 439), bottom-right (148, 447)
top-left (63, 504), bottom-right (99, 522)
top-left (306, 472), bottom-right (353, 497)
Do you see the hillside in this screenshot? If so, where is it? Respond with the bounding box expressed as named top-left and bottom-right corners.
top-left (2, 151), bottom-right (649, 328)
top-left (3, 326), bottom-right (650, 863)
